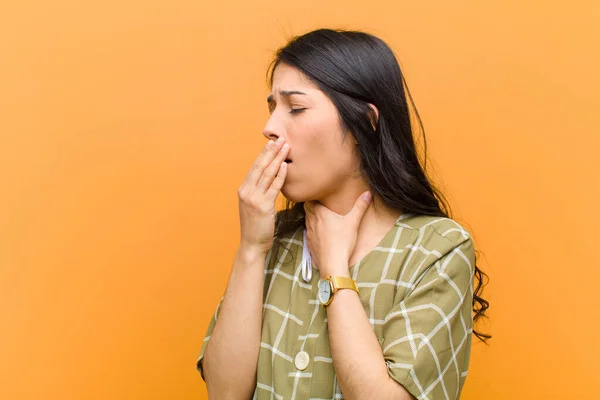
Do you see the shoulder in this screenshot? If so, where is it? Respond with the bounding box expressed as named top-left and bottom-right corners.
top-left (397, 214), bottom-right (473, 252)
top-left (393, 215), bottom-right (476, 302)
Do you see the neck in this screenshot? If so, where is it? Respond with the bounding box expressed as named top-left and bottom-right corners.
top-left (316, 181), bottom-right (402, 239)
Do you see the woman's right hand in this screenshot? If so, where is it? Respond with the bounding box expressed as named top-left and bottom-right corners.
top-left (237, 137), bottom-right (290, 256)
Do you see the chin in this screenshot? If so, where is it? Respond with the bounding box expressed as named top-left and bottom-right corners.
top-left (281, 183), bottom-right (311, 204)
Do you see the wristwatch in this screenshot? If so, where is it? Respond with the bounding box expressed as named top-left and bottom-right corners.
top-left (317, 276), bottom-right (359, 307)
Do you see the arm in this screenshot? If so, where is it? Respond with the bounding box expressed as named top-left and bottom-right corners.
top-left (202, 245), bottom-right (266, 399)
top-left (200, 136), bottom-right (290, 399)
top-left (304, 194), bottom-right (475, 399)
top-left (324, 238), bottom-right (476, 400)
top-left (324, 269), bottom-right (415, 400)
top-left (304, 193), bottom-right (413, 399)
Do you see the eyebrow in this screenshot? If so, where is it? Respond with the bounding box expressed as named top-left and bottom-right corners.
top-left (267, 90), bottom-right (307, 103)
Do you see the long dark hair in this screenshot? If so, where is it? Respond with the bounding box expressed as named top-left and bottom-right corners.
top-left (266, 28), bottom-right (490, 343)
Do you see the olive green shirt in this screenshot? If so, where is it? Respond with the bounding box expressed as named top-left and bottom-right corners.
top-left (197, 213), bottom-right (476, 399)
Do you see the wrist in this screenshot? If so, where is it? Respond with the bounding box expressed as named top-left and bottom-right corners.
top-left (327, 285), bottom-right (359, 306)
top-left (237, 243), bottom-right (268, 265)
top-left (319, 258), bottom-right (351, 279)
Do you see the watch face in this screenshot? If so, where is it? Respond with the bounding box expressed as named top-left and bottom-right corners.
top-left (318, 279), bottom-right (331, 304)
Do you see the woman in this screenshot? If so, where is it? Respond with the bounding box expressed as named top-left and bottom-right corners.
top-left (197, 28), bottom-right (490, 400)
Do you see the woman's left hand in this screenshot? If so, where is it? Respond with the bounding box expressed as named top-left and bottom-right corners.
top-left (304, 191), bottom-right (372, 277)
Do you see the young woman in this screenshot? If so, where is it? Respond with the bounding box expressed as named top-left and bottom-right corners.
top-left (197, 28), bottom-right (490, 400)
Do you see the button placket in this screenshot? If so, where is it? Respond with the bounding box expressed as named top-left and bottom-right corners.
top-left (292, 277), bottom-right (324, 373)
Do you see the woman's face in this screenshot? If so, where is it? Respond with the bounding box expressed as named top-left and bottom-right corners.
top-left (264, 63), bottom-right (361, 203)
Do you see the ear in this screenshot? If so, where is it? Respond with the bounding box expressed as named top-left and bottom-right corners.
top-left (367, 103), bottom-right (379, 131)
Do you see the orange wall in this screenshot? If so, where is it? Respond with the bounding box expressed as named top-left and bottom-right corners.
top-left (1, 1), bottom-right (598, 399)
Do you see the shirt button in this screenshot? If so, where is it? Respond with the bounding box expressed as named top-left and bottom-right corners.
top-left (294, 351), bottom-right (310, 370)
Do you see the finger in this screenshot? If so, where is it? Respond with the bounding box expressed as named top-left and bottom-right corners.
top-left (349, 191), bottom-right (372, 221)
top-left (265, 161), bottom-right (288, 201)
top-left (245, 138), bottom-right (285, 186)
top-left (257, 142), bottom-right (290, 192)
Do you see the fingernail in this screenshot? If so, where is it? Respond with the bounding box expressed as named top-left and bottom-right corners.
top-left (362, 191), bottom-right (372, 202)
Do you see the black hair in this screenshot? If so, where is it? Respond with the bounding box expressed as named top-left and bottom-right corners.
top-left (266, 28), bottom-right (490, 343)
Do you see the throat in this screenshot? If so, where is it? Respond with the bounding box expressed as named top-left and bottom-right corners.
top-left (348, 209), bottom-right (402, 268)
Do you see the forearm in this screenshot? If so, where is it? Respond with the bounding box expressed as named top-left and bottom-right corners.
top-left (326, 273), bottom-right (414, 400)
top-left (203, 245), bottom-right (266, 399)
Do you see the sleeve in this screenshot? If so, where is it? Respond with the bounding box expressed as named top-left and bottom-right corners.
top-left (196, 295), bottom-right (223, 381)
top-left (382, 235), bottom-right (475, 400)
top-left (195, 243), bottom-right (278, 381)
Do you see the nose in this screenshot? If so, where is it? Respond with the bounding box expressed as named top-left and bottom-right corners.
top-left (262, 114), bottom-right (285, 142)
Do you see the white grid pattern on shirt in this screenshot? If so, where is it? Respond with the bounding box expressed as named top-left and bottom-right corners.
top-left (290, 294), bottom-right (321, 400)
top-left (383, 222), bottom-right (474, 400)
top-left (199, 215), bottom-right (475, 400)
top-left (274, 219), bottom-right (469, 399)
top-left (267, 239), bottom-right (304, 398)
top-left (368, 226), bottom-right (404, 328)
